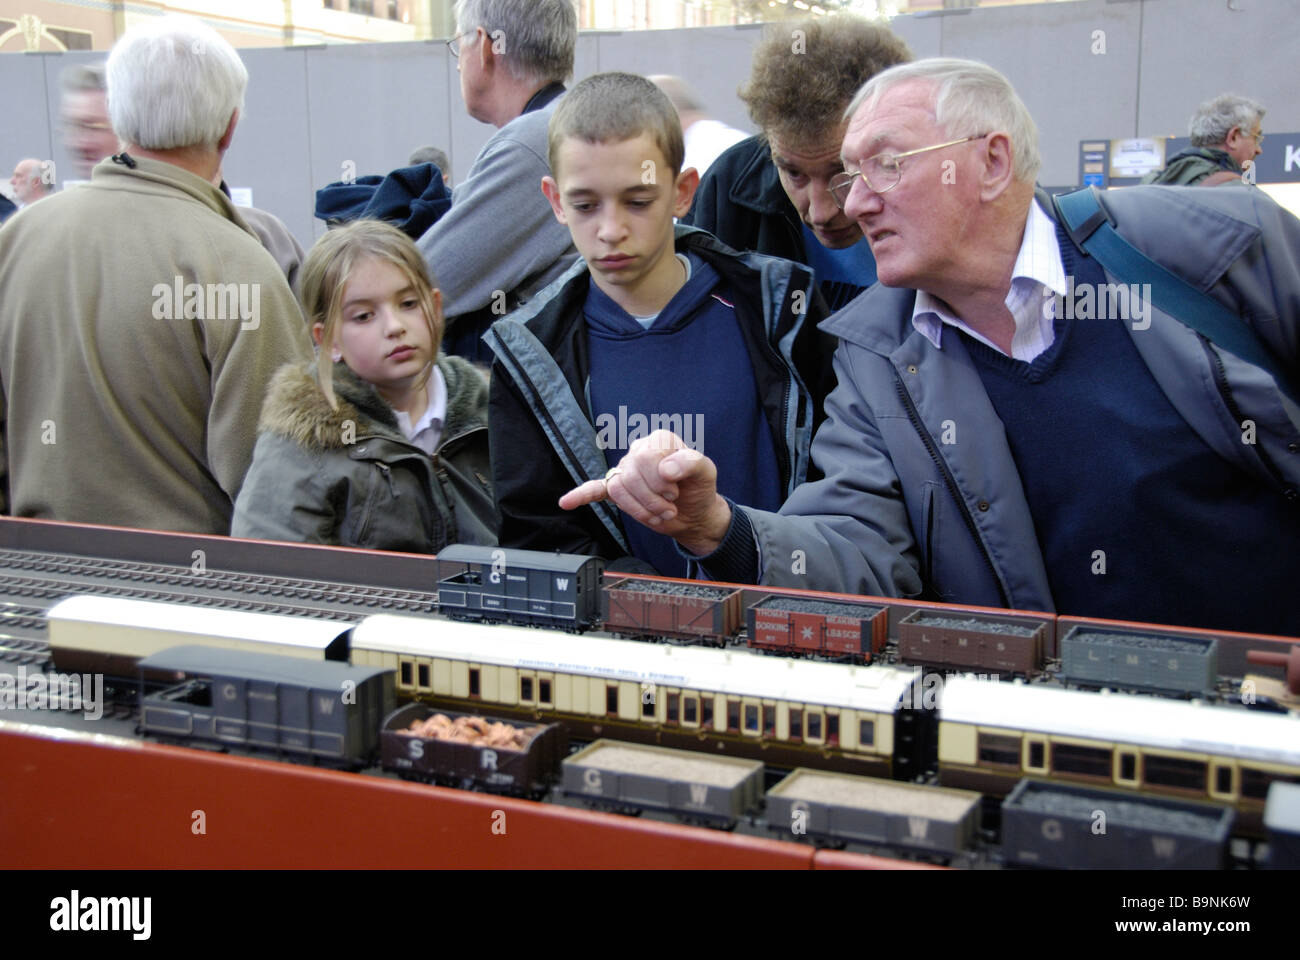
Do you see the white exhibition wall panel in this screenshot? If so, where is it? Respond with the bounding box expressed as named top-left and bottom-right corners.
top-left (935, 0), bottom-right (1142, 188)
top-left (1136, 0), bottom-right (1299, 141)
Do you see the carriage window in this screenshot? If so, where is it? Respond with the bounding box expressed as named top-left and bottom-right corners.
top-left (744, 705), bottom-right (760, 733)
top-left (539, 679), bottom-right (552, 705)
top-left (727, 700), bottom-right (741, 733)
top-left (1120, 752), bottom-right (1137, 781)
top-left (1143, 755), bottom-right (1207, 792)
top-left (1028, 741), bottom-right (1045, 770)
top-left (606, 685), bottom-right (619, 715)
top-left (1215, 766), bottom-right (1233, 794)
top-left (400, 661), bottom-right (413, 686)
top-left (418, 664), bottom-right (430, 688)
top-left (859, 719), bottom-right (875, 747)
top-left (701, 697), bottom-right (713, 729)
top-left (790, 709), bottom-right (802, 739)
top-left (519, 676), bottom-right (533, 702)
top-left (1051, 743), bottom-right (1112, 779)
top-left (667, 693), bottom-right (679, 724)
top-left (469, 668), bottom-right (480, 697)
top-left (683, 695), bottom-right (698, 724)
top-left (763, 706), bottom-right (776, 737)
top-left (827, 714), bottom-right (839, 745)
top-left (1239, 769), bottom-right (1300, 799)
top-left (807, 712), bottom-right (823, 741)
top-left (978, 733), bottom-right (1021, 768)
top-left (642, 692), bottom-right (656, 718)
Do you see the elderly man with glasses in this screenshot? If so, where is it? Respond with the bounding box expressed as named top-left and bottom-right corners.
top-left (417, 0), bottom-right (579, 363)
top-left (562, 58), bottom-right (1300, 638)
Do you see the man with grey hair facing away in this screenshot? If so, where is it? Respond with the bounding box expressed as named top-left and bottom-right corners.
top-left (0, 16), bottom-right (312, 534)
top-left (409, 145), bottom-right (452, 186)
top-left (417, 0), bottom-right (579, 363)
top-left (1143, 93), bottom-right (1265, 186)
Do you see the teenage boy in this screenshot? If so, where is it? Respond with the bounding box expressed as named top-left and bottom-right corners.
top-left (485, 72), bottom-right (833, 576)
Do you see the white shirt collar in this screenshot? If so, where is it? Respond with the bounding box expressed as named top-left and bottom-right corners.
top-left (911, 199), bottom-right (1068, 361)
top-left (393, 364), bottom-right (447, 455)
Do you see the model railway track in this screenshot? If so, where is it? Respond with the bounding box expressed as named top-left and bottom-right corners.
top-left (0, 550), bottom-right (438, 622)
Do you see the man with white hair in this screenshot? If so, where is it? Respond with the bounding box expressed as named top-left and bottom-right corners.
top-left (1144, 93), bottom-right (1265, 186)
top-left (8, 158), bottom-right (53, 208)
top-left (565, 58), bottom-right (1300, 637)
top-left (0, 16), bottom-right (312, 534)
top-left (417, 0), bottom-right (578, 362)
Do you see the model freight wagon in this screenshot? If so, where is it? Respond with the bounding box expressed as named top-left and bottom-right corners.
top-left (561, 739), bottom-right (764, 828)
top-left (138, 645), bottom-right (394, 768)
top-left (380, 703), bottom-right (565, 797)
top-left (747, 596), bottom-right (888, 662)
top-left (897, 610), bottom-right (1046, 674)
top-left (1000, 779), bottom-right (1234, 869)
top-left (434, 544), bottom-right (604, 628)
top-left (1060, 626), bottom-right (1218, 696)
top-left (603, 578), bottom-right (743, 643)
top-left (766, 768), bottom-right (982, 857)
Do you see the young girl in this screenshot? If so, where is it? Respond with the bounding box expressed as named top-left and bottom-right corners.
top-left (232, 219), bottom-right (496, 552)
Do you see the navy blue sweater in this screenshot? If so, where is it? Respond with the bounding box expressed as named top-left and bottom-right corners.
top-left (963, 228), bottom-right (1300, 634)
top-left (586, 252), bottom-right (782, 577)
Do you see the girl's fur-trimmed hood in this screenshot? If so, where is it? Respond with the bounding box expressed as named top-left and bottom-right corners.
top-left (257, 354), bottom-right (489, 452)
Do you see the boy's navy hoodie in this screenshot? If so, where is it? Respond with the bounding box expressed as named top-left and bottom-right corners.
top-left (484, 225), bottom-right (835, 575)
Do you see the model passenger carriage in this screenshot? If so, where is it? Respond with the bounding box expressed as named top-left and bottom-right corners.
top-left (434, 544), bottom-right (604, 629)
top-left (48, 593), bottom-right (352, 679)
top-left (350, 614), bottom-right (923, 778)
top-left (937, 676), bottom-right (1300, 835)
top-left (137, 645), bottom-right (395, 769)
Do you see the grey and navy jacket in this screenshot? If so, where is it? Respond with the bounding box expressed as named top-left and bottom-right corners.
top-left (485, 225), bottom-right (837, 569)
top-left (715, 185), bottom-right (1300, 610)
top-left (231, 354), bottom-right (496, 552)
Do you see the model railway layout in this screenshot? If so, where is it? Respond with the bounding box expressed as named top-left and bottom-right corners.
top-left (2, 520), bottom-right (1298, 869)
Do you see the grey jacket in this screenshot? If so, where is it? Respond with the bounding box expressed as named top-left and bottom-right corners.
top-left (416, 97), bottom-right (577, 321)
top-left (738, 185), bottom-right (1300, 610)
top-left (231, 354), bottom-right (497, 552)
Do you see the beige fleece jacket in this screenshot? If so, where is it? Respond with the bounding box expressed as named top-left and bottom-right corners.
top-left (0, 155), bottom-right (313, 533)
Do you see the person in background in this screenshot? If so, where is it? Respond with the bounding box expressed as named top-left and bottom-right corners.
top-left (59, 63), bottom-right (120, 180)
top-left (487, 72), bottom-right (831, 576)
top-left (409, 145), bottom-right (453, 186)
top-left (1143, 93), bottom-right (1265, 186)
top-left (416, 0), bottom-right (579, 363)
top-left (8, 158), bottom-right (53, 209)
top-left (683, 13), bottom-right (911, 312)
top-left (647, 74), bottom-right (748, 176)
top-left (0, 16), bottom-right (312, 534)
top-left (233, 219), bottom-right (495, 552)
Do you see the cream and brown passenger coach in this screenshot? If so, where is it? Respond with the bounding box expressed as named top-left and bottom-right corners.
top-left (349, 614), bottom-right (920, 775)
